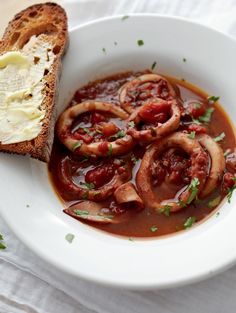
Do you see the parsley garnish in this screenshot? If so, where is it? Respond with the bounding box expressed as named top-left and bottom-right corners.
top-left (102, 47), bottom-right (106, 54)
top-left (151, 61), bottom-right (157, 70)
top-left (224, 150), bottom-right (231, 157)
top-left (150, 225), bottom-right (158, 232)
top-left (73, 140), bottom-right (83, 151)
top-left (74, 209), bottom-right (89, 216)
top-left (208, 196), bottom-right (221, 208)
top-left (65, 233), bottom-right (75, 244)
top-left (128, 237), bottom-right (134, 241)
top-left (109, 130), bottom-right (125, 140)
top-left (193, 102), bottom-right (201, 109)
top-left (128, 121), bottom-right (135, 128)
top-left (214, 132), bottom-right (225, 142)
top-left (178, 200), bottom-right (187, 208)
top-left (82, 128), bottom-right (90, 133)
top-left (131, 154), bottom-right (139, 164)
top-left (82, 191), bottom-right (89, 200)
top-left (187, 178), bottom-right (199, 204)
top-left (227, 179), bottom-right (236, 203)
top-left (183, 58), bottom-right (187, 62)
top-left (159, 205), bottom-right (171, 217)
top-left (184, 216), bottom-right (196, 229)
top-left (121, 15), bottom-right (129, 21)
top-left (198, 107), bottom-right (214, 123)
top-left (207, 96), bottom-right (220, 103)
top-left (137, 39), bottom-right (144, 46)
top-left (108, 143), bottom-right (113, 157)
top-left (0, 233), bottom-right (6, 250)
top-left (81, 182), bottom-right (95, 190)
top-left (188, 131), bottom-right (196, 139)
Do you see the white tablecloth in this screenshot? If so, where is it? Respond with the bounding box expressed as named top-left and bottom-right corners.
top-left (1, 0), bottom-right (236, 312)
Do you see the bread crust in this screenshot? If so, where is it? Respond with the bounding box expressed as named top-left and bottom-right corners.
top-left (0, 2), bottom-right (68, 162)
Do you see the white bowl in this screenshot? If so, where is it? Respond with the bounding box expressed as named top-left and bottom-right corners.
top-left (1, 14), bottom-right (236, 290)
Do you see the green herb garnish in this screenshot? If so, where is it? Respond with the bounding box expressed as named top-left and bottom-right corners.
top-left (82, 128), bottom-right (90, 133)
top-left (151, 61), bottom-right (157, 70)
top-left (128, 121), bottom-right (135, 128)
top-left (188, 131), bottom-right (196, 139)
top-left (224, 150), bottom-right (231, 157)
top-left (184, 216), bottom-right (196, 229)
top-left (183, 58), bottom-right (187, 62)
top-left (109, 130), bottom-right (125, 140)
top-left (81, 182), bottom-right (95, 190)
top-left (128, 237), bottom-right (134, 241)
top-left (74, 209), bottom-right (89, 216)
top-left (159, 205), bottom-right (171, 217)
top-left (108, 143), bottom-right (113, 157)
top-left (150, 225), bottom-right (158, 232)
top-left (198, 107), bottom-right (214, 123)
top-left (227, 179), bottom-right (236, 203)
top-left (187, 177), bottom-right (200, 204)
top-left (193, 102), bottom-right (201, 109)
top-left (178, 200), bottom-right (187, 208)
top-left (214, 132), bottom-right (225, 142)
top-left (131, 155), bottom-right (139, 164)
top-left (65, 233), bottom-right (75, 244)
top-left (137, 39), bottom-right (144, 46)
top-left (82, 191), bottom-right (89, 200)
top-left (207, 95), bottom-right (220, 103)
top-left (102, 47), bottom-right (106, 53)
top-left (0, 233), bottom-right (6, 250)
top-left (121, 15), bottom-right (129, 21)
top-left (208, 196), bottom-right (221, 208)
top-left (73, 140), bottom-right (83, 151)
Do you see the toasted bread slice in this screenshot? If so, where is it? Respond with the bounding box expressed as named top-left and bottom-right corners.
top-left (0, 2), bottom-right (68, 162)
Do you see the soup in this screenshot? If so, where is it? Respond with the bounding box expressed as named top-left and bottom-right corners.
top-left (48, 71), bottom-right (236, 237)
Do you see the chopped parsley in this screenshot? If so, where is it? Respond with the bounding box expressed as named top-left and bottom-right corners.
top-left (0, 233), bottom-right (6, 250)
top-left (214, 132), bottom-right (225, 142)
top-left (137, 39), bottom-right (144, 46)
top-left (198, 107), bottom-right (214, 123)
top-left (82, 191), bottom-right (89, 200)
top-left (94, 191), bottom-right (101, 196)
top-left (178, 200), bottom-right (187, 208)
top-left (184, 216), bottom-right (196, 229)
top-left (207, 95), bottom-right (220, 103)
top-left (183, 58), bottom-right (187, 62)
top-left (73, 140), bottom-right (83, 151)
top-left (224, 149), bottom-right (231, 157)
top-left (208, 196), bottom-right (221, 208)
top-left (82, 128), bottom-right (90, 133)
top-left (227, 179), bottom-right (236, 203)
top-left (128, 121), bottom-right (135, 128)
top-left (102, 47), bottom-right (106, 54)
top-left (121, 15), bottom-right (129, 21)
top-left (81, 182), bottom-right (95, 190)
top-left (216, 212), bottom-right (220, 217)
top-left (159, 205), bottom-right (171, 217)
top-left (26, 204), bottom-right (30, 208)
top-left (74, 209), bottom-right (89, 216)
top-left (187, 178), bottom-right (199, 204)
top-left (65, 233), bottom-right (75, 244)
top-left (108, 143), bottom-right (113, 157)
top-left (109, 130), bottom-right (125, 140)
top-left (131, 154), bottom-right (139, 164)
top-left (150, 225), bottom-right (158, 232)
top-left (151, 61), bottom-right (157, 70)
top-left (188, 131), bottom-right (196, 139)
top-left (128, 237), bottom-right (134, 241)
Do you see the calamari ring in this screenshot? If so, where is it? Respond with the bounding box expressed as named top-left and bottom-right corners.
top-left (127, 98), bottom-right (181, 142)
top-left (56, 101), bottom-right (134, 157)
top-left (136, 132), bottom-right (209, 212)
top-left (197, 134), bottom-right (225, 198)
top-left (58, 156), bottom-right (132, 201)
top-left (114, 182), bottom-right (144, 209)
top-left (119, 74), bottom-right (176, 113)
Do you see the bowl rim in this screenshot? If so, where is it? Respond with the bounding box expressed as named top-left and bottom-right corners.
top-left (1, 13), bottom-right (236, 290)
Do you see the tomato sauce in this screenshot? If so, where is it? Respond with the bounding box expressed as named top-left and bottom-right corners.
top-left (48, 71), bottom-right (236, 238)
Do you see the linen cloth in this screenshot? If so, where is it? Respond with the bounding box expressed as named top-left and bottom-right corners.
top-left (1, 0), bottom-right (236, 312)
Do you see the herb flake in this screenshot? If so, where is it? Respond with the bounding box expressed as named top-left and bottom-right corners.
top-left (0, 233), bottom-right (6, 250)
top-left (198, 107), bottom-right (214, 123)
top-left (150, 225), bottom-right (158, 232)
top-left (159, 205), bottom-right (171, 217)
top-left (187, 178), bottom-right (199, 204)
top-left (183, 58), bottom-right (187, 62)
top-left (121, 15), bottom-right (129, 21)
top-left (188, 131), bottom-right (196, 139)
top-left (65, 233), bottom-right (75, 244)
top-left (208, 196), bottom-right (221, 208)
top-left (151, 61), bottom-right (157, 70)
top-left (73, 140), bottom-right (83, 151)
top-left (184, 216), bottom-right (196, 229)
top-left (137, 39), bottom-right (144, 46)
top-left (214, 132), bottom-right (225, 142)
top-left (128, 121), bottom-right (135, 128)
top-left (81, 182), bottom-right (95, 190)
top-left (108, 143), bottom-right (113, 157)
top-left (207, 95), bottom-right (220, 103)
top-left (74, 209), bottom-right (89, 216)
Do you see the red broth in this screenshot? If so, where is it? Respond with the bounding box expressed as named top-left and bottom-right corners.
top-left (48, 71), bottom-right (236, 237)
